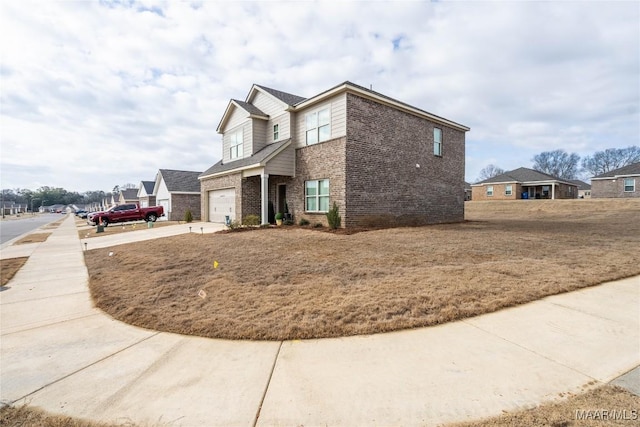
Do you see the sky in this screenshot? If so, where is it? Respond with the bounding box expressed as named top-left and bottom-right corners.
top-left (1, 0), bottom-right (638, 193)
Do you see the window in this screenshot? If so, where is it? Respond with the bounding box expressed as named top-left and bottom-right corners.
top-left (487, 185), bottom-right (494, 197)
top-left (624, 178), bottom-right (635, 192)
top-left (273, 124), bottom-right (279, 141)
top-left (229, 130), bottom-right (243, 159)
top-left (505, 184), bottom-right (512, 196)
top-left (305, 179), bottom-right (330, 212)
top-left (433, 128), bottom-right (442, 156)
top-left (305, 108), bottom-right (330, 145)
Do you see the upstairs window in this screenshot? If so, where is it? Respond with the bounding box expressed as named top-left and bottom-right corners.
top-left (433, 128), bottom-right (442, 156)
top-left (229, 130), bottom-right (243, 160)
top-left (624, 178), bottom-right (635, 192)
top-left (487, 185), bottom-right (494, 197)
top-left (273, 124), bottom-right (279, 141)
top-left (306, 108), bottom-right (330, 145)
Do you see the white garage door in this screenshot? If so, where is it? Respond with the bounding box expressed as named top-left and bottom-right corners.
top-left (157, 199), bottom-right (169, 221)
top-left (209, 188), bottom-right (235, 223)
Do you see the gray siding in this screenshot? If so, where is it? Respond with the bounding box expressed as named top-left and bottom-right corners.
top-left (294, 93), bottom-right (346, 148)
top-left (251, 91), bottom-right (285, 117)
top-left (265, 144), bottom-right (295, 176)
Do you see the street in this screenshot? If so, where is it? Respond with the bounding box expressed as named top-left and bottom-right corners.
top-left (0, 213), bottom-right (62, 246)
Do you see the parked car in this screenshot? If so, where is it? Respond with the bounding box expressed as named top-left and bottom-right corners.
top-left (88, 203), bottom-right (164, 226)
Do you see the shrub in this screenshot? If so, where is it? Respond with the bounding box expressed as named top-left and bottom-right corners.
top-left (299, 218), bottom-right (310, 226)
top-left (227, 220), bottom-right (242, 230)
top-left (283, 219), bottom-right (294, 226)
top-left (326, 202), bottom-right (341, 229)
top-left (275, 212), bottom-right (283, 220)
top-left (184, 209), bottom-right (193, 223)
top-left (243, 214), bottom-right (260, 226)
top-left (314, 222), bottom-right (324, 228)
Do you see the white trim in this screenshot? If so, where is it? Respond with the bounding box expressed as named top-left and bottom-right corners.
top-left (591, 173), bottom-right (640, 181)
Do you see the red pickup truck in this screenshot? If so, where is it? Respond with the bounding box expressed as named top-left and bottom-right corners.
top-left (88, 203), bottom-right (164, 226)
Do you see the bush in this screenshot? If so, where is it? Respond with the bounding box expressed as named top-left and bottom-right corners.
top-left (299, 218), bottom-right (310, 226)
top-left (184, 209), bottom-right (193, 223)
top-left (314, 222), bottom-right (323, 228)
top-left (243, 214), bottom-right (260, 226)
top-left (275, 212), bottom-right (283, 220)
top-left (326, 202), bottom-right (341, 229)
top-left (227, 220), bottom-right (242, 230)
top-left (283, 219), bottom-right (294, 226)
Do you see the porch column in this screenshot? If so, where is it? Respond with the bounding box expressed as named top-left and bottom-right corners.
top-left (551, 184), bottom-right (556, 200)
top-left (261, 173), bottom-right (269, 225)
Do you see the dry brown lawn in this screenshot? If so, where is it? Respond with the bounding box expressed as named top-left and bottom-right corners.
top-left (13, 232), bottom-right (51, 245)
top-left (1, 257), bottom-right (28, 287)
top-left (0, 403), bottom-right (138, 427)
top-left (450, 385), bottom-right (639, 427)
top-left (86, 199), bottom-right (640, 340)
top-left (78, 221), bottom-right (181, 239)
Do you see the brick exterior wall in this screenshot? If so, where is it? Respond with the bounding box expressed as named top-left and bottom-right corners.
top-left (344, 94), bottom-right (465, 227)
top-left (200, 173), bottom-right (243, 221)
top-left (288, 137), bottom-right (347, 227)
top-left (242, 176), bottom-right (262, 220)
top-left (169, 194), bottom-right (201, 221)
top-left (592, 177), bottom-right (640, 198)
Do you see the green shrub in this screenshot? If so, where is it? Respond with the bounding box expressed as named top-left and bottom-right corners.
top-left (314, 222), bottom-right (324, 228)
top-left (283, 219), bottom-right (294, 226)
top-left (275, 212), bottom-right (283, 220)
top-left (299, 218), bottom-right (310, 226)
top-left (184, 209), bottom-right (193, 223)
top-left (243, 214), bottom-right (260, 226)
top-left (227, 220), bottom-right (242, 230)
top-left (326, 202), bottom-right (341, 229)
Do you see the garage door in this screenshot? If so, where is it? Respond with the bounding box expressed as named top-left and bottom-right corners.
top-left (157, 199), bottom-right (169, 221)
top-left (209, 188), bottom-right (235, 223)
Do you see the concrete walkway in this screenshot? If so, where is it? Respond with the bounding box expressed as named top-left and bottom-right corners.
top-left (1, 215), bottom-right (638, 426)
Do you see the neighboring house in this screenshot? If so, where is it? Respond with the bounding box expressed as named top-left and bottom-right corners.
top-left (118, 188), bottom-right (139, 205)
top-left (590, 162), bottom-right (640, 199)
top-left (199, 81), bottom-right (470, 227)
top-left (154, 169), bottom-right (202, 221)
top-left (568, 179), bottom-right (591, 199)
top-left (1, 203), bottom-right (27, 215)
top-left (137, 181), bottom-right (156, 207)
top-left (464, 181), bottom-right (472, 201)
top-left (471, 167), bottom-right (578, 200)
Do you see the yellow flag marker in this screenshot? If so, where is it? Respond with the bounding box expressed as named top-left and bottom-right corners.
top-left (213, 260), bottom-right (219, 269)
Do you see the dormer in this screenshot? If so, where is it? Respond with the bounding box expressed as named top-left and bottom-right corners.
top-left (216, 85), bottom-right (306, 163)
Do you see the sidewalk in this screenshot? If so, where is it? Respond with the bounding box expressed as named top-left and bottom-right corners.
top-left (1, 215), bottom-right (638, 426)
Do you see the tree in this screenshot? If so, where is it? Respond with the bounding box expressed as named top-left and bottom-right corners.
top-left (477, 164), bottom-right (505, 182)
top-left (532, 150), bottom-right (580, 179)
top-left (581, 146), bottom-right (640, 177)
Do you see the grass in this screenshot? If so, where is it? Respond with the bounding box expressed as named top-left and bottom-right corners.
top-left (85, 198), bottom-right (640, 341)
top-left (1, 257), bottom-right (28, 286)
top-left (1, 385), bottom-right (636, 426)
top-left (449, 385), bottom-right (640, 427)
top-left (13, 232), bottom-right (51, 245)
top-left (78, 220), bottom-right (181, 239)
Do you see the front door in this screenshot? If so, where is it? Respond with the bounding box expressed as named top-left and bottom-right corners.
top-left (277, 184), bottom-right (287, 214)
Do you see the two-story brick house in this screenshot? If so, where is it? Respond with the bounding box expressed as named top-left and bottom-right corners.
top-left (199, 82), bottom-right (469, 228)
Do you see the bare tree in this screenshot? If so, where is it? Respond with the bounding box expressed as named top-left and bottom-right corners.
top-left (477, 164), bottom-right (505, 182)
top-left (581, 146), bottom-right (640, 177)
top-left (532, 150), bottom-right (580, 179)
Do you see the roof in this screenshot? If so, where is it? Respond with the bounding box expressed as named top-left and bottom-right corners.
top-left (253, 85), bottom-right (306, 106)
top-left (474, 167), bottom-right (575, 185)
top-left (568, 179), bottom-right (591, 190)
top-left (141, 180), bottom-right (155, 194)
top-left (159, 169), bottom-right (202, 193)
top-left (120, 188), bottom-right (139, 200)
top-left (232, 99), bottom-right (268, 117)
top-left (200, 139), bottom-right (291, 178)
top-left (591, 162), bottom-right (640, 179)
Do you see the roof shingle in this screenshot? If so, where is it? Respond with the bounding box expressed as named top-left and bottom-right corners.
top-left (592, 162), bottom-right (640, 179)
top-left (159, 169), bottom-right (202, 193)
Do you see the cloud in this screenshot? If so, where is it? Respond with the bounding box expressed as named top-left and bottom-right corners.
top-left (0, 0), bottom-right (638, 191)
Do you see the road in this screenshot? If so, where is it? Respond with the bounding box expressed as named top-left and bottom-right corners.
top-left (0, 213), bottom-right (62, 246)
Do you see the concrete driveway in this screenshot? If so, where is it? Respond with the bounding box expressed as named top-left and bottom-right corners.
top-left (1, 215), bottom-right (638, 426)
